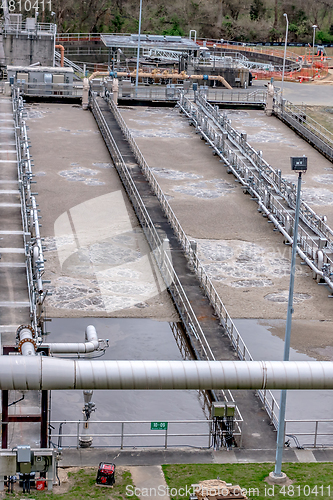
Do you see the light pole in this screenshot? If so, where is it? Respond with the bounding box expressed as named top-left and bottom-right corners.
top-left (135, 0), bottom-right (143, 97)
top-left (272, 156), bottom-right (307, 480)
top-left (281, 13), bottom-right (288, 96)
top-left (51, 12), bottom-right (56, 68)
top-left (312, 25), bottom-right (318, 72)
top-left (213, 43), bottom-right (216, 72)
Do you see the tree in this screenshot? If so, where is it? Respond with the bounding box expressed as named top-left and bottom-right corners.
top-left (224, 0), bottom-right (250, 20)
top-left (250, 0), bottom-right (266, 20)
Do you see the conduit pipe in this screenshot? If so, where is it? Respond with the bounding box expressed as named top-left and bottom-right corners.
top-left (55, 44), bottom-right (65, 67)
top-left (88, 71), bottom-right (232, 89)
top-left (41, 325), bottom-right (101, 354)
top-left (259, 200), bottom-right (325, 279)
top-left (31, 196), bottom-right (44, 294)
top-left (1, 359), bottom-right (333, 391)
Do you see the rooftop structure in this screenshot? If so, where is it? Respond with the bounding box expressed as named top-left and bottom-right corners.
top-left (101, 34), bottom-right (199, 52)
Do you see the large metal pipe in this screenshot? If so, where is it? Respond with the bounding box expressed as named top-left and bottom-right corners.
top-left (41, 325), bottom-right (101, 354)
top-left (55, 44), bottom-right (65, 67)
top-left (88, 71), bottom-right (232, 89)
top-left (0, 359), bottom-right (333, 391)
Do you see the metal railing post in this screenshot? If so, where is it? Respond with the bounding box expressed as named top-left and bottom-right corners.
top-left (314, 421), bottom-right (319, 448)
top-left (76, 421), bottom-right (80, 449)
top-left (121, 422), bottom-right (124, 449)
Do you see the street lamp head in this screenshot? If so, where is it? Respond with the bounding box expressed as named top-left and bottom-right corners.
top-left (312, 25), bottom-right (318, 29)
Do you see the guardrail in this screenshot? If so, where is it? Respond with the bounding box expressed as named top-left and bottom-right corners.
top-left (197, 40), bottom-right (300, 63)
top-left (56, 32), bottom-right (129, 42)
top-left (107, 92), bottom-right (281, 430)
top-left (1, 22), bottom-right (56, 35)
top-left (118, 85), bottom-right (266, 104)
top-left (285, 419), bottom-right (333, 448)
top-left (274, 96), bottom-right (333, 162)
top-left (49, 418), bottom-right (241, 449)
top-left (196, 92), bottom-right (333, 242)
top-left (14, 82), bottom-right (82, 98)
top-left (183, 93), bottom-right (333, 290)
top-left (12, 88), bottom-right (46, 338)
top-left (90, 93), bottom-right (244, 442)
top-left (54, 52), bottom-right (84, 76)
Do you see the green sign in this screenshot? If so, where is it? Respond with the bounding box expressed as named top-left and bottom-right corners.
top-left (151, 421), bottom-right (168, 430)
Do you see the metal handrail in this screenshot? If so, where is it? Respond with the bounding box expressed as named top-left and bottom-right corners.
top-left (91, 97), bottom-right (216, 362)
top-left (274, 96), bottom-right (333, 160)
top-left (55, 32), bottom-right (130, 42)
top-left (108, 96), bottom-right (252, 359)
top-left (90, 94), bottom-right (243, 434)
top-left (118, 85), bottom-right (266, 104)
top-left (197, 39), bottom-right (300, 62)
top-left (12, 88), bottom-right (46, 338)
top-left (49, 418), bottom-right (242, 449)
top-left (54, 51), bottom-right (84, 75)
top-left (15, 82), bottom-right (82, 97)
top-left (285, 419), bottom-right (333, 448)
top-left (103, 95), bottom-right (253, 424)
top-left (107, 92), bottom-right (280, 428)
top-left (183, 93), bottom-right (333, 292)
top-left (2, 22), bottom-right (56, 34)
top-left (196, 92), bottom-right (333, 242)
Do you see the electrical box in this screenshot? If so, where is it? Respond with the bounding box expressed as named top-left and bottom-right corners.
top-left (25, 18), bottom-right (36, 30)
top-left (53, 75), bottom-right (64, 84)
top-left (225, 403), bottom-right (236, 417)
top-left (33, 455), bottom-right (47, 472)
top-left (17, 445), bottom-right (32, 474)
top-left (211, 403), bottom-right (226, 418)
top-left (17, 446), bottom-right (31, 463)
top-left (17, 73), bottom-right (29, 84)
top-left (290, 156), bottom-right (307, 172)
top-left (211, 402), bottom-right (236, 418)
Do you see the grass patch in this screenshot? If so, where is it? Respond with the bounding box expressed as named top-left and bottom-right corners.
top-left (162, 463), bottom-right (333, 499)
top-left (1, 466), bottom-right (139, 500)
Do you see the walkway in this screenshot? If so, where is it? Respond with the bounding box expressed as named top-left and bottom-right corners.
top-left (92, 96), bottom-right (278, 450)
top-left (0, 96), bottom-right (30, 346)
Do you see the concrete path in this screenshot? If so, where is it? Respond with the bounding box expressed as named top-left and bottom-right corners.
top-left (129, 466), bottom-right (170, 499)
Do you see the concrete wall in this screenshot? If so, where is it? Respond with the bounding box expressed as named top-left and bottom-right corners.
top-left (2, 33), bottom-right (54, 66)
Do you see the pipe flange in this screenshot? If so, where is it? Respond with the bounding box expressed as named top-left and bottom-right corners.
top-left (16, 324), bottom-right (35, 341)
top-left (16, 324), bottom-right (36, 353)
top-left (18, 336), bottom-right (37, 354)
